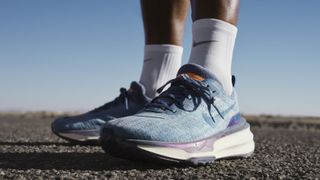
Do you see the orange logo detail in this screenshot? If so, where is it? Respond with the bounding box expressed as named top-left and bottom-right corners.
top-left (186, 72), bottom-right (204, 81)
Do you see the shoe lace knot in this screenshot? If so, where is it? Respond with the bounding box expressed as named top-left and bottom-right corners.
top-left (145, 74), bottom-right (224, 121)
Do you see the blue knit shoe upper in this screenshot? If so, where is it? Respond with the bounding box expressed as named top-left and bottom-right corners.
top-left (51, 81), bottom-right (150, 143)
top-left (102, 64), bottom-right (242, 143)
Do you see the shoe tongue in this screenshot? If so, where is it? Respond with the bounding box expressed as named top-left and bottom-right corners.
top-left (129, 81), bottom-right (146, 95)
top-left (177, 63), bottom-right (219, 82)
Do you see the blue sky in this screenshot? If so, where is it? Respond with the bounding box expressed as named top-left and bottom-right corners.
top-left (0, 0), bottom-right (319, 116)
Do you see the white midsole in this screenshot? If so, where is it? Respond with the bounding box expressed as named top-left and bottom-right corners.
top-left (137, 127), bottom-right (255, 160)
top-left (58, 132), bottom-right (99, 141)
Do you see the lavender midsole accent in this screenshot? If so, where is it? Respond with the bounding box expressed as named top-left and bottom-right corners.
top-left (128, 120), bottom-right (254, 160)
top-left (228, 113), bottom-right (243, 127)
top-left (129, 117), bottom-right (249, 150)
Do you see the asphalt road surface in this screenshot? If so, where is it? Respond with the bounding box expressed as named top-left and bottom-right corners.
top-left (0, 112), bottom-right (319, 179)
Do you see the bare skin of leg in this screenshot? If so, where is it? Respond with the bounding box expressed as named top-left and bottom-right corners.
top-left (141, 0), bottom-right (190, 46)
top-left (191, 0), bottom-right (240, 25)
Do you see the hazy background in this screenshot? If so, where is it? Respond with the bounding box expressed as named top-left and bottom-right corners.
top-left (0, 0), bottom-right (319, 116)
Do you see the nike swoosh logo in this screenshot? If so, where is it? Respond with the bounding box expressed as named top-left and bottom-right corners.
top-left (218, 103), bottom-right (237, 118)
top-left (193, 40), bottom-right (218, 47)
top-left (133, 114), bottom-right (164, 119)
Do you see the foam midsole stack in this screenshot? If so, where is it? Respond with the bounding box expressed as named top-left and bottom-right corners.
top-left (137, 127), bottom-right (255, 160)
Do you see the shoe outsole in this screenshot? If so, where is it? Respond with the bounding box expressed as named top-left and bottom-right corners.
top-left (100, 125), bottom-right (255, 166)
top-left (51, 124), bottom-right (99, 145)
top-left (100, 131), bottom-right (211, 166)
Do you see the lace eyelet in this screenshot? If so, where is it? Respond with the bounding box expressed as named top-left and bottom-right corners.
top-left (187, 95), bottom-right (192, 99)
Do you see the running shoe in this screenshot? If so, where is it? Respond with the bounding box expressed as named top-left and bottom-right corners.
top-left (100, 64), bottom-right (255, 165)
top-left (51, 81), bottom-right (150, 144)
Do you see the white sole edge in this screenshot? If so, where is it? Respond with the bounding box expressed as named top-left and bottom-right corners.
top-left (58, 132), bottom-right (99, 142)
top-left (137, 127), bottom-right (255, 160)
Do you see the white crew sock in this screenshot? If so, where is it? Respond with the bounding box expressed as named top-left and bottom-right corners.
top-left (139, 44), bottom-right (183, 98)
top-left (188, 18), bottom-right (238, 96)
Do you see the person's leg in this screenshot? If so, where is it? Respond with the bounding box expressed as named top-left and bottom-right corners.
top-left (189, 0), bottom-right (240, 96)
top-left (139, 0), bottom-right (189, 98)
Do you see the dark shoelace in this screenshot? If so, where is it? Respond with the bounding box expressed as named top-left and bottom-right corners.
top-left (90, 88), bottom-right (129, 113)
top-left (145, 74), bottom-right (224, 122)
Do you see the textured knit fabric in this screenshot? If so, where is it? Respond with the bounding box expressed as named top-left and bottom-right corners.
top-left (189, 18), bottom-right (238, 96)
top-left (139, 44), bottom-right (183, 98)
top-left (104, 64), bottom-right (241, 143)
top-left (52, 81), bottom-right (150, 134)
